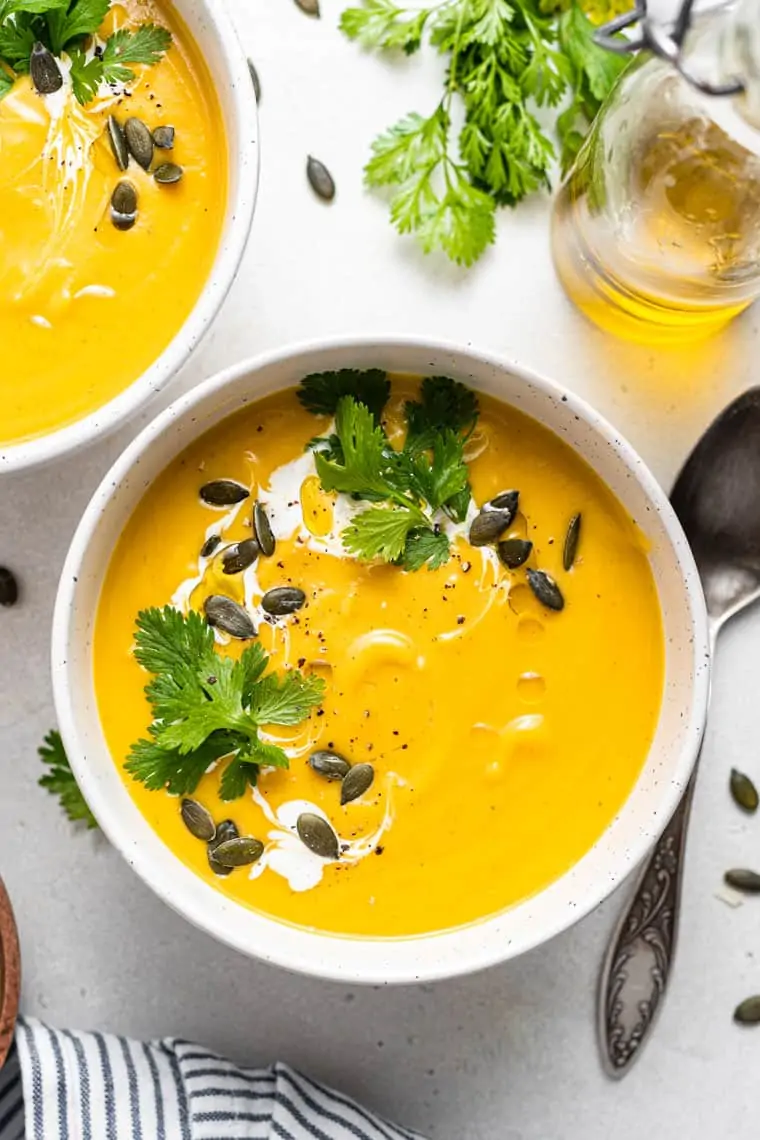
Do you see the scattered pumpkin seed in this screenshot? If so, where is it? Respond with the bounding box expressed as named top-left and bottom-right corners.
top-left (207, 819), bottom-right (238, 876)
top-left (341, 762), bottom-right (374, 805)
top-left (295, 0), bottom-right (320, 15)
top-left (248, 58), bottom-right (261, 102)
top-left (111, 180), bottom-right (137, 216)
top-left (200, 534), bottom-right (221, 558)
top-left (486, 490), bottom-right (519, 516)
top-left (214, 836), bottom-right (265, 868)
top-left (307, 155), bottom-right (335, 201)
top-left (204, 595), bottom-right (256, 639)
top-left (207, 846), bottom-right (232, 876)
top-left (734, 996), bottom-right (760, 1025)
top-left (563, 513), bottom-right (582, 571)
top-left (253, 502), bottom-right (275, 556)
top-left (297, 812), bottom-right (339, 859)
top-left (526, 569), bottom-right (564, 612)
top-left (200, 479), bottom-right (250, 506)
top-left (180, 798), bottom-right (216, 842)
top-left (154, 162), bottom-right (183, 185)
top-left (30, 42), bottom-right (62, 94)
top-left (153, 125), bottom-right (175, 149)
top-left (730, 768), bottom-right (759, 813)
top-left (124, 117), bottom-right (153, 170)
top-left (111, 210), bottom-right (136, 232)
top-left (261, 587), bottom-right (306, 616)
top-left (309, 750), bottom-right (351, 781)
top-left (724, 869), bottom-right (760, 893)
top-left (498, 538), bottom-right (532, 569)
top-left (0, 567), bottom-right (18, 607)
top-left (469, 508), bottom-right (514, 547)
top-left (221, 539), bottom-right (260, 575)
top-left (106, 115), bottom-right (129, 170)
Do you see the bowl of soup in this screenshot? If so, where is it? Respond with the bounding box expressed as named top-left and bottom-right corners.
top-left (52, 338), bottom-right (710, 983)
top-left (0, 0), bottom-right (258, 472)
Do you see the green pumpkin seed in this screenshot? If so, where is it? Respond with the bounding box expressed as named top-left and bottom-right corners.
top-left (200, 534), bottom-right (221, 558)
top-left (214, 836), bottom-right (265, 868)
top-left (307, 156), bottom-right (335, 201)
top-left (124, 117), bottom-right (153, 170)
top-left (221, 539), bottom-right (260, 575)
top-left (469, 509), bottom-right (514, 547)
top-left (0, 567), bottom-right (18, 607)
top-left (204, 595), bottom-right (256, 639)
top-left (153, 125), bottom-right (175, 149)
top-left (261, 587), bottom-right (306, 616)
top-left (724, 869), bottom-right (760, 893)
top-left (295, 0), bottom-right (320, 15)
top-left (207, 847), bottom-right (232, 876)
top-left (734, 996), bottom-right (760, 1024)
top-left (248, 58), bottom-right (261, 102)
top-left (297, 812), bottom-right (339, 859)
top-left (111, 210), bottom-right (136, 232)
top-left (200, 479), bottom-right (250, 506)
top-left (111, 180), bottom-right (137, 216)
top-left (180, 798), bottom-right (216, 842)
top-left (30, 42), bottom-right (62, 94)
top-left (309, 750), bottom-right (351, 781)
top-left (253, 502), bottom-right (275, 556)
top-left (563, 513), bottom-right (582, 571)
top-left (498, 538), bottom-right (532, 569)
top-left (526, 569), bottom-right (564, 612)
top-left (341, 762), bottom-right (374, 805)
top-left (730, 768), bottom-right (759, 813)
top-left (106, 115), bottom-right (129, 170)
top-left (486, 490), bottom-right (519, 516)
top-left (207, 819), bottom-right (238, 876)
top-left (154, 162), bottom-right (183, 185)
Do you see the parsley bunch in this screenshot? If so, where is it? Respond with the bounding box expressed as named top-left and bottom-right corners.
top-left (300, 370), bottom-right (478, 571)
top-left (125, 607), bottom-right (324, 801)
top-left (39, 729), bottom-right (98, 829)
top-left (0, 0), bottom-right (171, 104)
top-left (340, 0), bottom-right (628, 265)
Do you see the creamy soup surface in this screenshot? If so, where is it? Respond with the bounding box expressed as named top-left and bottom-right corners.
top-left (95, 376), bottom-right (664, 937)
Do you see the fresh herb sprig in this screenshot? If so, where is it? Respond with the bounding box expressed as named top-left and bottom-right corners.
top-left (39, 729), bottom-right (98, 829)
top-left (125, 607), bottom-right (324, 802)
top-left (340, 0), bottom-right (628, 265)
top-left (300, 370), bottom-right (478, 570)
top-left (0, 0), bottom-right (171, 105)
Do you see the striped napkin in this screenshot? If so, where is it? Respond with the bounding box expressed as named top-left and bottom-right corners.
top-left (0, 1017), bottom-right (424, 1140)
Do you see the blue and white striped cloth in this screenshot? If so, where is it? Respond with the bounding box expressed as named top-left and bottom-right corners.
top-left (0, 1017), bottom-right (424, 1140)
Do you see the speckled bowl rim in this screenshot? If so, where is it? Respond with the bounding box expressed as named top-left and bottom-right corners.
top-left (52, 336), bottom-right (711, 985)
top-left (0, 876), bottom-right (20, 1070)
top-left (0, 0), bottom-right (259, 474)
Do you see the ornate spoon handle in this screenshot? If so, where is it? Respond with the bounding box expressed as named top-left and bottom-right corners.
top-left (598, 769), bottom-right (698, 1078)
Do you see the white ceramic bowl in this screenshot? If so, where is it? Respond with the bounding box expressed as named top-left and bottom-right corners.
top-left (52, 338), bottom-right (711, 984)
top-left (0, 0), bottom-right (258, 474)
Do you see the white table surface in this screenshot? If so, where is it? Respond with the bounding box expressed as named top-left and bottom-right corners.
top-left (2, 2), bottom-right (760, 1136)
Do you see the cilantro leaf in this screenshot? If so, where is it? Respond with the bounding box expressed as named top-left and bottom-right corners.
top-left (47, 0), bottom-right (108, 52)
top-left (100, 22), bottom-right (171, 83)
top-left (402, 526), bottom-right (450, 571)
top-left (0, 16), bottom-right (35, 70)
top-left (405, 376), bottom-right (479, 438)
top-left (343, 505), bottom-right (422, 562)
top-left (340, 0), bottom-right (431, 54)
top-left (404, 429), bottom-right (469, 511)
top-left (298, 369), bottom-right (390, 421)
top-left (314, 396), bottom-right (400, 500)
top-left (67, 44), bottom-right (103, 103)
top-left (38, 730), bottom-right (98, 829)
top-left (249, 671), bottom-right (326, 726)
top-left (126, 730), bottom-right (238, 796)
top-left (556, 2), bottom-right (626, 172)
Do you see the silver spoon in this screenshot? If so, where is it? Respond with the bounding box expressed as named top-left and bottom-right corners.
top-left (599, 387), bottom-right (760, 1078)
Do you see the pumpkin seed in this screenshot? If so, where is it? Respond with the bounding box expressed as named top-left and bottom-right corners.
top-left (563, 513), bottom-right (582, 571)
top-left (154, 162), bottom-right (183, 185)
top-left (124, 117), bottom-right (153, 170)
top-left (295, 0), bottom-right (320, 15)
top-left (307, 156), bottom-right (335, 201)
top-left (111, 210), bottom-right (136, 232)
top-left (106, 115), bottom-right (129, 170)
top-left (261, 587), bottom-right (306, 616)
top-left (30, 42), bottom-right (62, 94)
top-left (724, 869), bottom-right (760, 893)
top-left (200, 479), bottom-right (250, 506)
top-left (734, 996), bottom-right (760, 1025)
top-left (221, 539), bottom-right (260, 575)
top-left (309, 750), bottom-right (351, 781)
top-left (486, 490), bottom-right (519, 516)
top-left (248, 58), bottom-right (261, 102)
top-left (207, 846), bottom-right (232, 876)
top-left (180, 798), bottom-right (216, 842)
top-left (200, 534), bottom-right (221, 558)
top-left (253, 502), bottom-right (275, 556)
top-left (0, 567), bottom-right (18, 607)
top-left (111, 180), bottom-right (137, 216)
top-left (341, 762), bottom-right (374, 805)
top-left (730, 768), bottom-right (759, 813)
top-left (153, 125), bottom-right (175, 149)
top-left (204, 595), bottom-right (256, 639)
top-left (469, 508), bottom-right (514, 547)
top-left (526, 569), bottom-right (564, 612)
top-left (207, 819), bottom-right (238, 876)
top-left (498, 538), bottom-right (532, 569)
top-left (297, 812), bottom-right (339, 859)
top-left (214, 836), bottom-right (265, 868)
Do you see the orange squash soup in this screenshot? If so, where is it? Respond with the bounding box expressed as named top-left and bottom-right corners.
top-left (94, 372), bottom-right (664, 937)
top-left (0, 0), bottom-right (226, 446)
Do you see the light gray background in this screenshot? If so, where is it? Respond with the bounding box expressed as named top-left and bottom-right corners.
top-left (2, 2), bottom-right (759, 1136)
